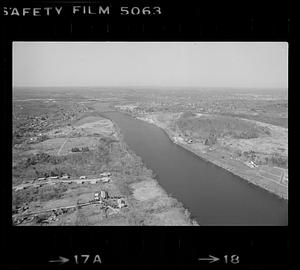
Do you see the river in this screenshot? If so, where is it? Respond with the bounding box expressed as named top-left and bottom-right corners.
top-left (102, 112), bottom-right (288, 226)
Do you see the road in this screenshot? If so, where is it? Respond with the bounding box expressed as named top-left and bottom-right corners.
top-left (57, 137), bottom-right (68, 155)
top-left (13, 178), bottom-right (105, 190)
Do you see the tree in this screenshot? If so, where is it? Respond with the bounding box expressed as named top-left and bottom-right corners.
top-left (204, 132), bottom-right (217, 146)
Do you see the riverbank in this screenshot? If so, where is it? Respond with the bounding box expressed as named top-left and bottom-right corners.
top-left (136, 115), bottom-right (288, 200)
top-left (112, 122), bottom-right (199, 226)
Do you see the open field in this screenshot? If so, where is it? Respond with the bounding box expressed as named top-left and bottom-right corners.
top-left (29, 135), bottom-right (104, 156)
top-left (219, 118), bottom-right (288, 156)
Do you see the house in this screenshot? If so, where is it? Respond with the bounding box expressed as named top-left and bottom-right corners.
top-left (94, 192), bottom-right (100, 200)
top-left (250, 161), bottom-right (258, 168)
top-left (28, 137), bottom-right (37, 143)
top-left (89, 179), bottom-right (98, 184)
top-left (100, 190), bottom-right (108, 199)
top-left (245, 161), bottom-right (257, 168)
top-left (100, 172), bottom-right (111, 177)
top-left (117, 198), bottom-right (126, 208)
top-left (101, 176), bottom-right (110, 183)
top-left (245, 161), bottom-right (253, 168)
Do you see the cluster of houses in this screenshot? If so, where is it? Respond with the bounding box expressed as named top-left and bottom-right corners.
top-left (13, 214), bottom-right (35, 225)
top-left (99, 172), bottom-right (111, 183)
top-left (13, 172), bottom-right (113, 192)
top-left (13, 206), bottom-right (74, 225)
top-left (35, 172), bottom-right (111, 183)
top-left (40, 208), bottom-right (71, 224)
top-left (13, 181), bottom-right (127, 225)
top-left (36, 174), bottom-right (70, 181)
top-left (245, 160), bottom-right (258, 168)
top-left (13, 203), bottom-right (29, 215)
top-left (94, 190), bottom-right (127, 209)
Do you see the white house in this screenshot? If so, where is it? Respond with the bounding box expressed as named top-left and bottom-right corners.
top-left (117, 198), bottom-right (126, 208)
top-left (101, 177), bottom-right (110, 183)
top-left (100, 172), bottom-right (111, 177)
top-left (100, 190), bottom-right (108, 199)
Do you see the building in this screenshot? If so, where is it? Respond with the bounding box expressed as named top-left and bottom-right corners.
top-left (79, 176), bottom-right (87, 179)
top-left (101, 176), bottom-right (110, 183)
top-left (89, 179), bottom-right (98, 184)
top-left (37, 177), bottom-right (46, 181)
top-left (94, 192), bottom-right (100, 200)
top-left (100, 190), bottom-right (108, 199)
top-left (49, 176), bottom-right (59, 179)
top-left (100, 172), bottom-right (111, 177)
top-left (117, 198), bottom-right (126, 208)
top-left (24, 180), bottom-right (34, 184)
top-left (245, 161), bottom-right (257, 168)
top-left (61, 175), bottom-right (70, 179)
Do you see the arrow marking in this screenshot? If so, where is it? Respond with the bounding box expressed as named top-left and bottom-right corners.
top-left (49, 256), bottom-right (69, 264)
top-left (198, 255), bottom-right (220, 263)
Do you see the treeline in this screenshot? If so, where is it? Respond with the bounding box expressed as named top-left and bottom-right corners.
top-left (12, 184), bottom-right (68, 210)
top-left (23, 153), bottom-right (66, 167)
top-left (13, 132), bottom-right (49, 145)
top-left (175, 114), bottom-right (271, 145)
top-left (267, 153), bottom-right (288, 168)
top-left (71, 147), bottom-right (90, 152)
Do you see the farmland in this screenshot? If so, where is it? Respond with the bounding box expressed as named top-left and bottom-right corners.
top-left (12, 88), bottom-right (197, 226)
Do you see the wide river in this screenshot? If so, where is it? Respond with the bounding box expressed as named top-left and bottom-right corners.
top-left (102, 112), bottom-right (288, 225)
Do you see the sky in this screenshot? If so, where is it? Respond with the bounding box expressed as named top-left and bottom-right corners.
top-left (13, 42), bottom-right (288, 89)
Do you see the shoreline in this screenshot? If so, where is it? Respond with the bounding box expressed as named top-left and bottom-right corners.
top-left (101, 113), bottom-right (199, 226)
top-left (135, 115), bottom-right (288, 201)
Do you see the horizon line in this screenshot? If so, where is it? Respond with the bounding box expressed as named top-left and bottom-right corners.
top-left (13, 86), bottom-right (288, 90)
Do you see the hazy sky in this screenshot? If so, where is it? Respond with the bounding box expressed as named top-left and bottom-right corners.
top-left (13, 42), bottom-right (288, 89)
